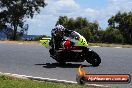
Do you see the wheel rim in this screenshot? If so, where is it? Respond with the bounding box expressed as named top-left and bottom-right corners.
top-left (90, 54), bottom-right (100, 66)
top-left (93, 58), bottom-right (98, 63)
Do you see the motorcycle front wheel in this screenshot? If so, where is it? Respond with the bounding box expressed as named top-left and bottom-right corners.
top-left (55, 59), bottom-right (66, 64)
top-left (85, 50), bottom-right (101, 67)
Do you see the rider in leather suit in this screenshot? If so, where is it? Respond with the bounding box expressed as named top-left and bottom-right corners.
top-left (51, 24), bottom-right (66, 50)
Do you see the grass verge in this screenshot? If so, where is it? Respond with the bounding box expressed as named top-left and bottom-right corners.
top-left (89, 43), bottom-right (132, 48)
top-left (0, 75), bottom-right (109, 88)
top-left (0, 40), bottom-right (39, 44)
top-left (0, 40), bottom-right (132, 48)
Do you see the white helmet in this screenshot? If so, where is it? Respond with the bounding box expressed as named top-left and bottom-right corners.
top-left (55, 24), bottom-right (65, 31)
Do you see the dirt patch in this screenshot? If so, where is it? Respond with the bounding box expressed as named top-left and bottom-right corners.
top-left (0, 40), bottom-right (40, 45)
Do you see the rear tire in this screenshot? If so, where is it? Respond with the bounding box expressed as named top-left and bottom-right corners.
top-left (85, 50), bottom-right (101, 67)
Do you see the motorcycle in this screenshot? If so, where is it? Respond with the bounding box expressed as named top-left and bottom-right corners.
top-left (40, 31), bottom-right (101, 67)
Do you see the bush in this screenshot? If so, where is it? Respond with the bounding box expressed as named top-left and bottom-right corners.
top-left (34, 35), bottom-right (48, 41)
top-left (102, 27), bottom-right (123, 43)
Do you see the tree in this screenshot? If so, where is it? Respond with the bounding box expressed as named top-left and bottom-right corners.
top-left (67, 18), bottom-right (75, 30)
top-left (34, 34), bottom-right (47, 41)
top-left (0, 0), bottom-right (46, 40)
top-left (102, 27), bottom-right (123, 43)
top-left (89, 21), bottom-right (99, 35)
top-left (76, 27), bottom-right (92, 41)
top-left (56, 16), bottom-right (90, 30)
top-left (56, 16), bottom-right (69, 28)
top-left (56, 16), bottom-right (100, 41)
top-left (96, 29), bottom-right (105, 43)
top-left (74, 17), bottom-right (88, 29)
top-left (108, 11), bottom-right (132, 44)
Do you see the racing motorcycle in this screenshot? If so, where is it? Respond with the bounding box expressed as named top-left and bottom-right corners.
top-left (40, 31), bottom-right (101, 67)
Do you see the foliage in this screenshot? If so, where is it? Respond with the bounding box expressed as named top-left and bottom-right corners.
top-left (0, 0), bottom-right (46, 40)
top-left (56, 12), bottom-right (131, 44)
top-left (56, 16), bottom-right (99, 42)
top-left (76, 27), bottom-right (91, 41)
top-left (34, 34), bottom-right (48, 41)
top-left (56, 16), bottom-right (69, 28)
top-left (108, 11), bottom-right (132, 44)
top-left (102, 27), bottom-right (123, 43)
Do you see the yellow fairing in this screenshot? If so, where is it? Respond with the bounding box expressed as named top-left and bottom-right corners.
top-left (77, 36), bottom-right (88, 47)
top-left (40, 40), bottom-right (49, 48)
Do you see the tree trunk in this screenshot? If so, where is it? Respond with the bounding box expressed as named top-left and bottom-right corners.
top-left (130, 33), bottom-right (132, 44)
top-left (13, 25), bottom-right (17, 40)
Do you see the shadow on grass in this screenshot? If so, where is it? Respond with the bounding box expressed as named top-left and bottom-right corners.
top-left (35, 63), bottom-right (92, 68)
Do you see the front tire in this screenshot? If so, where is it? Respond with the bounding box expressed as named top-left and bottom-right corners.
top-left (56, 60), bottom-right (66, 64)
top-left (85, 50), bottom-right (101, 67)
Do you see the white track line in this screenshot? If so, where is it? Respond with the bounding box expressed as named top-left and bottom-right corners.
top-left (90, 46), bottom-right (100, 47)
top-left (90, 46), bottom-right (122, 48)
top-left (18, 43), bottom-right (23, 44)
top-left (0, 72), bottom-right (109, 87)
top-left (114, 47), bottom-right (122, 48)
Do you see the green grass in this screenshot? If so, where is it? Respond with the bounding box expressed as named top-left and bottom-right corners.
top-left (0, 75), bottom-right (108, 88)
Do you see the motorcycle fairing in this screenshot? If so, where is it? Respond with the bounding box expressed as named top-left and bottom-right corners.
top-left (40, 38), bottom-right (51, 48)
top-left (77, 35), bottom-right (88, 47)
top-left (69, 31), bottom-right (88, 47)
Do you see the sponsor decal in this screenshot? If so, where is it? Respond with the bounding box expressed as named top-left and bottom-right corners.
top-left (76, 66), bottom-right (131, 84)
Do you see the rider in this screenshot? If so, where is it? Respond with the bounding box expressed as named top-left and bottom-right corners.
top-left (50, 24), bottom-right (74, 50)
top-left (51, 24), bottom-right (66, 50)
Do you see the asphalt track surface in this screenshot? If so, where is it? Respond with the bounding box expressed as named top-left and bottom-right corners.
top-left (0, 43), bottom-right (132, 88)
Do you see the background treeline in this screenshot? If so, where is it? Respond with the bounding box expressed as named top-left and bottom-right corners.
top-left (0, 0), bottom-right (131, 44)
top-left (56, 11), bottom-right (132, 44)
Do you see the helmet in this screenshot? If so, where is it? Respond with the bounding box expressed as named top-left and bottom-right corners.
top-left (55, 24), bottom-right (65, 31)
top-left (53, 24), bottom-right (65, 36)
